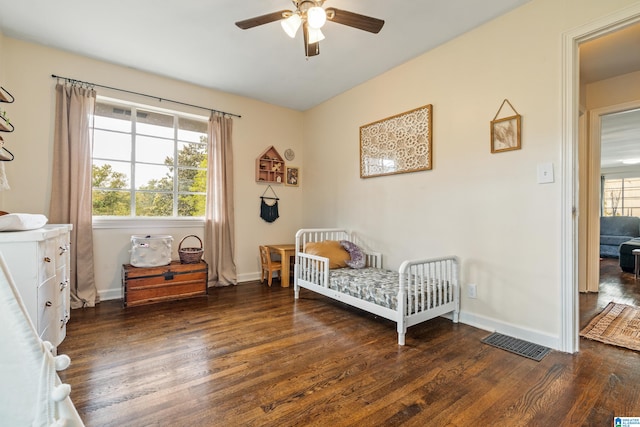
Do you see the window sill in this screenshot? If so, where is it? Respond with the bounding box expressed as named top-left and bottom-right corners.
top-left (92, 217), bottom-right (205, 230)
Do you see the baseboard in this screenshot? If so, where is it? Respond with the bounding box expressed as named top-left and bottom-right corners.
top-left (459, 310), bottom-right (560, 351)
top-left (237, 271), bottom-right (261, 283)
top-left (99, 288), bottom-right (123, 302)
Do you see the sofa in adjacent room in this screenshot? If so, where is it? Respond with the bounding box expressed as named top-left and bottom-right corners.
top-left (599, 216), bottom-right (640, 258)
top-left (619, 238), bottom-right (640, 272)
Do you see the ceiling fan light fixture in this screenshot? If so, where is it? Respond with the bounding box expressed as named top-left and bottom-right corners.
top-left (307, 6), bottom-right (327, 29)
top-left (236, 3), bottom-right (385, 58)
top-left (281, 13), bottom-right (302, 38)
top-left (307, 27), bottom-right (325, 44)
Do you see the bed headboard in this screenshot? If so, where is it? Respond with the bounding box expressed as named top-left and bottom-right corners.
top-left (295, 228), bottom-right (350, 253)
top-left (295, 228), bottom-right (381, 268)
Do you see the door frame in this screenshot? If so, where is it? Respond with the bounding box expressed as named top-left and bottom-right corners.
top-left (586, 101), bottom-right (640, 294)
top-left (561, 4), bottom-right (640, 353)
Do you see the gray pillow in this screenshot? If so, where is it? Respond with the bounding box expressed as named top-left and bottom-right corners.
top-left (340, 240), bottom-right (366, 269)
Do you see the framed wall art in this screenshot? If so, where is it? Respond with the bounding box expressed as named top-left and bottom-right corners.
top-left (285, 166), bottom-right (299, 187)
top-left (360, 104), bottom-right (432, 178)
top-left (491, 99), bottom-right (521, 153)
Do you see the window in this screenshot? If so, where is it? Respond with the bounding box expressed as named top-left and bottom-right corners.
top-left (602, 176), bottom-right (640, 217)
top-left (92, 98), bottom-right (208, 218)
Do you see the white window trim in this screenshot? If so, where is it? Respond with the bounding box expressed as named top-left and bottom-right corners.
top-left (98, 96), bottom-right (208, 121)
top-left (92, 95), bottom-right (209, 222)
top-left (93, 217), bottom-right (205, 230)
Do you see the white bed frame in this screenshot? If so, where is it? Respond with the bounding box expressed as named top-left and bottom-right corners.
top-left (293, 228), bottom-right (460, 345)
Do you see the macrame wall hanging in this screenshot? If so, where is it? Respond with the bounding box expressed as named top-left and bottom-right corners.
top-left (260, 185), bottom-right (279, 223)
top-left (490, 99), bottom-right (522, 153)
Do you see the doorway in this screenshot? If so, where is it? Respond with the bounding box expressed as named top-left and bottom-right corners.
top-left (583, 102), bottom-right (640, 294)
top-left (562, 6), bottom-right (640, 353)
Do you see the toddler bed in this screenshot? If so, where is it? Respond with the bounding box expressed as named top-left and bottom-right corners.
top-left (294, 228), bottom-right (460, 345)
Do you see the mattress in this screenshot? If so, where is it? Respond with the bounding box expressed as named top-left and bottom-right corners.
top-left (327, 267), bottom-right (452, 312)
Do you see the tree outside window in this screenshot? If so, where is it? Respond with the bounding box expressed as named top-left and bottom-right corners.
top-left (91, 100), bottom-right (207, 217)
top-left (602, 177), bottom-right (640, 217)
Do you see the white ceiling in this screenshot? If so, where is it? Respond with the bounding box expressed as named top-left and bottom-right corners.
top-left (0, 0), bottom-right (637, 165)
top-left (600, 108), bottom-right (640, 169)
top-left (580, 22), bottom-right (640, 85)
top-left (0, 0), bottom-right (531, 111)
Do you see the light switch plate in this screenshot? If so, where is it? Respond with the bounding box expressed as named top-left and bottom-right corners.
top-left (537, 162), bottom-right (554, 184)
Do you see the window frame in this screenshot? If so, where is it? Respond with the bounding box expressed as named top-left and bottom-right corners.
top-left (601, 170), bottom-right (640, 217)
top-left (91, 96), bottom-right (209, 224)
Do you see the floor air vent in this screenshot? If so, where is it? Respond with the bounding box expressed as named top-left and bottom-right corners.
top-left (481, 332), bottom-right (551, 361)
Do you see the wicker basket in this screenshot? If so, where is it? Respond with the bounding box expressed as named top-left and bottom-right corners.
top-left (178, 235), bottom-right (204, 264)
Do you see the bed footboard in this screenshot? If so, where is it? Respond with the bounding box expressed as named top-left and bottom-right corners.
top-left (397, 256), bottom-right (460, 345)
top-left (295, 252), bottom-right (330, 298)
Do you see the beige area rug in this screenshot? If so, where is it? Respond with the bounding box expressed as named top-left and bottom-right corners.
top-left (580, 302), bottom-right (640, 351)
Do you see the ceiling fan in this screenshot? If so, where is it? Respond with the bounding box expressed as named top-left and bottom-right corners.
top-left (235, 1), bottom-right (385, 58)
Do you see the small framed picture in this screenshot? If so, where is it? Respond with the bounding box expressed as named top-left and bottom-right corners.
top-left (491, 114), bottom-right (521, 153)
top-left (285, 166), bottom-right (299, 187)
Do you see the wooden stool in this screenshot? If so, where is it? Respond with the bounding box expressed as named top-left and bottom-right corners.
top-left (633, 249), bottom-right (640, 280)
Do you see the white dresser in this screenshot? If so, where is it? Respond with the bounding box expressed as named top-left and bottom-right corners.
top-left (0, 224), bottom-right (72, 348)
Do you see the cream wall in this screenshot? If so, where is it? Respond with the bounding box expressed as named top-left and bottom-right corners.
top-left (1, 0), bottom-right (639, 349)
top-left (0, 37), bottom-right (304, 299)
top-left (301, 0), bottom-right (640, 349)
top-left (0, 31), bottom-right (6, 208)
top-left (586, 69), bottom-right (640, 109)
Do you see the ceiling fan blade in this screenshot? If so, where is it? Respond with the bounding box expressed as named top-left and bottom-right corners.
top-left (235, 10), bottom-right (289, 30)
top-left (303, 23), bottom-right (320, 57)
top-left (325, 8), bottom-right (385, 33)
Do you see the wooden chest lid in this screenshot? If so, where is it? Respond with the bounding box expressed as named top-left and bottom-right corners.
top-left (123, 260), bottom-right (207, 279)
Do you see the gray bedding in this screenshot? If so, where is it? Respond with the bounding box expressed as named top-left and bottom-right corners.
top-left (327, 267), bottom-right (452, 312)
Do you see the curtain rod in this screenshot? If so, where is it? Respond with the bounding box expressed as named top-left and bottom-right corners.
top-left (51, 74), bottom-right (241, 118)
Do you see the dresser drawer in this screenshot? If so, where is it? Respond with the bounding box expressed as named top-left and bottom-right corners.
top-left (55, 234), bottom-right (71, 267)
top-left (38, 239), bottom-right (57, 283)
top-left (37, 278), bottom-right (58, 340)
top-left (57, 265), bottom-right (70, 312)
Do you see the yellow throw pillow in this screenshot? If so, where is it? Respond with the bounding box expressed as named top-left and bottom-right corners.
top-left (304, 240), bottom-right (350, 269)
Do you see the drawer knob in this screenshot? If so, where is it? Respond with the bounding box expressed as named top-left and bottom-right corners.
top-left (45, 301), bottom-right (53, 307)
top-left (59, 245), bottom-right (69, 255)
top-left (44, 257), bottom-right (51, 263)
top-left (60, 280), bottom-right (69, 291)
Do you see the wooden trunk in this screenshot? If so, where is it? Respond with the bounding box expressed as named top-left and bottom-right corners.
top-left (122, 260), bottom-right (208, 307)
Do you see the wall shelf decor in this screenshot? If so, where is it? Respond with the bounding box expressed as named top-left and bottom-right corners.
top-left (0, 87), bottom-right (15, 133)
top-left (0, 87), bottom-right (15, 104)
top-left (360, 104), bottom-right (432, 178)
top-left (0, 115), bottom-right (14, 133)
top-left (0, 85), bottom-right (15, 162)
top-left (256, 146), bottom-right (285, 183)
top-left (284, 148), bottom-right (295, 161)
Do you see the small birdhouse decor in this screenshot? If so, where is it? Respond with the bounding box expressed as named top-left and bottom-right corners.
top-left (255, 146), bottom-right (285, 183)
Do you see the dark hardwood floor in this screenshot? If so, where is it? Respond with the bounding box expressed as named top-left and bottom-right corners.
top-left (58, 260), bottom-right (640, 426)
top-left (580, 258), bottom-right (640, 328)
